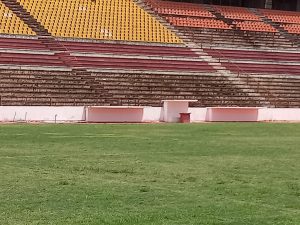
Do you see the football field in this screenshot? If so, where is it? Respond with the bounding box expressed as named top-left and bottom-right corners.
top-left (0, 123), bottom-right (299, 225)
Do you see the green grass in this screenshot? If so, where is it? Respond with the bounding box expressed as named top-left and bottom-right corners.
top-left (0, 123), bottom-right (299, 225)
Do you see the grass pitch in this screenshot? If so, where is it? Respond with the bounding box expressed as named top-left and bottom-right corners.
top-left (0, 123), bottom-right (299, 225)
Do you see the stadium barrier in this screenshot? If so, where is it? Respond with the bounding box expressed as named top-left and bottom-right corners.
top-left (0, 106), bottom-right (300, 123)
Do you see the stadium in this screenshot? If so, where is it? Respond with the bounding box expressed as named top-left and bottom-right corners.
top-left (0, 0), bottom-right (299, 224)
top-left (0, 0), bottom-right (300, 122)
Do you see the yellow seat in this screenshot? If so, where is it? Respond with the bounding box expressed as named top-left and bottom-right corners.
top-left (17, 0), bottom-right (181, 43)
top-left (0, 1), bottom-right (35, 35)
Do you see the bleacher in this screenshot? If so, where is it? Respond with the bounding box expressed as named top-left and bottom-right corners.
top-left (204, 48), bottom-right (300, 75)
top-left (0, 69), bottom-right (263, 107)
top-left (16, 0), bottom-right (181, 43)
top-left (0, 69), bottom-right (106, 106)
top-left (260, 9), bottom-right (300, 35)
top-left (146, 0), bottom-right (294, 49)
top-left (0, 1), bottom-right (34, 35)
top-left (0, 37), bottom-right (47, 50)
top-left (0, 0), bottom-right (299, 108)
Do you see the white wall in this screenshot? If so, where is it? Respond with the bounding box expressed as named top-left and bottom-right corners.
top-left (259, 108), bottom-right (300, 121)
top-left (188, 108), bottom-right (207, 122)
top-left (0, 106), bottom-right (85, 122)
top-left (142, 107), bottom-right (162, 122)
top-left (0, 106), bottom-right (300, 123)
top-left (86, 107), bottom-right (144, 123)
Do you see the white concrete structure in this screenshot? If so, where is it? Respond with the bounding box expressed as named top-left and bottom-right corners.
top-left (0, 106), bottom-right (300, 123)
top-left (86, 106), bottom-right (145, 123)
top-left (0, 106), bottom-right (85, 122)
top-left (206, 107), bottom-right (265, 122)
top-left (162, 100), bottom-right (198, 122)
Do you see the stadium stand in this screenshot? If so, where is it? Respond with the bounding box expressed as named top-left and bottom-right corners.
top-left (214, 5), bottom-right (260, 21)
top-left (166, 17), bottom-right (231, 29)
top-left (0, 52), bottom-right (65, 67)
top-left (0, 69), bottom-right (263, 107)
top-left (73, 56), bottom-right (215, 72)
top-left (204, 48), bottom-right (300, 75)
top-left (0, 37), bottom-right (47, 50)
top-left (204, 48), bottom-right (300, 62)
top-left (0, 36), bottom-right (208, 71)
top-left (146, 0), bottom-right (214, 18)
top-left (15, 0), bottom-right (181, 43)
top-left (145, 0), bottom-right (294, 49)
top-left (1, 68), bottom-right (299, 108)
top-left (0, 0), bottom-right (35, 35)
top-left (58, 40), bottom-right (198, 57)
top-left (259, 9), bottom-right (300, 36)
top-left (260, 9), bottom-right (300, 24)
top-left (0, 69), bottom-right (106, 106)
top-left (283, 24), bottom-right (300, 34)
top-left (0, 0), bottom-right (299, 109)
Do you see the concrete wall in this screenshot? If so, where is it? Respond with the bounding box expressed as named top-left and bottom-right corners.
top-left (206, 108), bottom-right (260, 122)
top-left (0, 106), bottom-right (85, 122)
top-left (86, 107), bottom-right (144, 123)
top-left (258, 108), bottom-right (300, 121)
top-left (0, 106), bottom-right (300, 123)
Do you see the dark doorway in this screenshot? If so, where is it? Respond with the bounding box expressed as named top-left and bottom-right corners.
top-left (272, 0), bottom-right (297, 11)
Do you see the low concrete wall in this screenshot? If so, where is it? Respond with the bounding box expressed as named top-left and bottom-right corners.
top-left (0, 106), bottom-right (299, 123)
top-left (86, 107), bottom-right (144, 123)
top-left (142, 107), bottom-right (162, 122)
top-left (207, 107), bottom-right (261, 122)
top-left (259, 108), bottom-right (300, 121)
top-left (0, 106), bottom-right (85, 122)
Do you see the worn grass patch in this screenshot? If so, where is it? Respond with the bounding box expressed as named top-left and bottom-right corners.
top-left (0, 123), bottom-right (299, 225)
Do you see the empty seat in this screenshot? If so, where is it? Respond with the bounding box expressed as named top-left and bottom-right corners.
top-left (260, 9), bottom-right (300, 24)
top-left (167, 16), bottom-right (231, 30)
top-left (0, 1), bottom-right (35, 35)
top-left (17, 0), bottom-right (181, 43)
top-left (214, 5), bottom-right (260, 21)
top-left (146, 0), bottom-right (214, 18)
top-left (282, 24), bottom-right (300, 34)
top-left (235, 21), bottom-right (277, 33)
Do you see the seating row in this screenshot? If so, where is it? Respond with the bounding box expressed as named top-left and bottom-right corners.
top-left (0, 52), bottom-right (64, 67)
top-left (16, 0), bottom-right (181, 43)
top-left (0, 69), bottom-right (105, 106)
top-left (146, 0), bottom-right (214, 18)
top-left (166, 17), bottom-right (231, 29)
top-left (204, 48), bottom-right (300, 77)
top-left (260, 9), bottom-right (300, 24)
top-left (0, 1), bottom-right (35, 35)
top-left (282, 24), bottom-right (300, 34)
top-left (0, 37), bottom-right (47, 50)
top-left (235, 21), bottom-right (277, 33)
top-left (204, 48), bottom-right (300, 62)
top-left (214, 5), bottom-right (261, 21)
top-left (147, 0), bottom-right (280, 33)
top-left (75, 56), bottom-right (215, 72)
top-left (60, 40), bottom-right (197, 57)
top-left (0, 36), bottom-right (197, 57)
top-left (2, 69), bottom-right (299, 108)
top-left (222, 62), bottom-right (300, 75)
top-left (0, 69), bottom-right (263, 107)
top-left (0, 46), bottom-right (212, 72)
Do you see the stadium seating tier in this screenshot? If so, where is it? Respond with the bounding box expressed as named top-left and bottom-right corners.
top-left (0, 1), bottom-right (299, 108)
top-left (0, 1), bottom-right (35, 35)
top-left (16, 0), bottom-right (181, 43)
